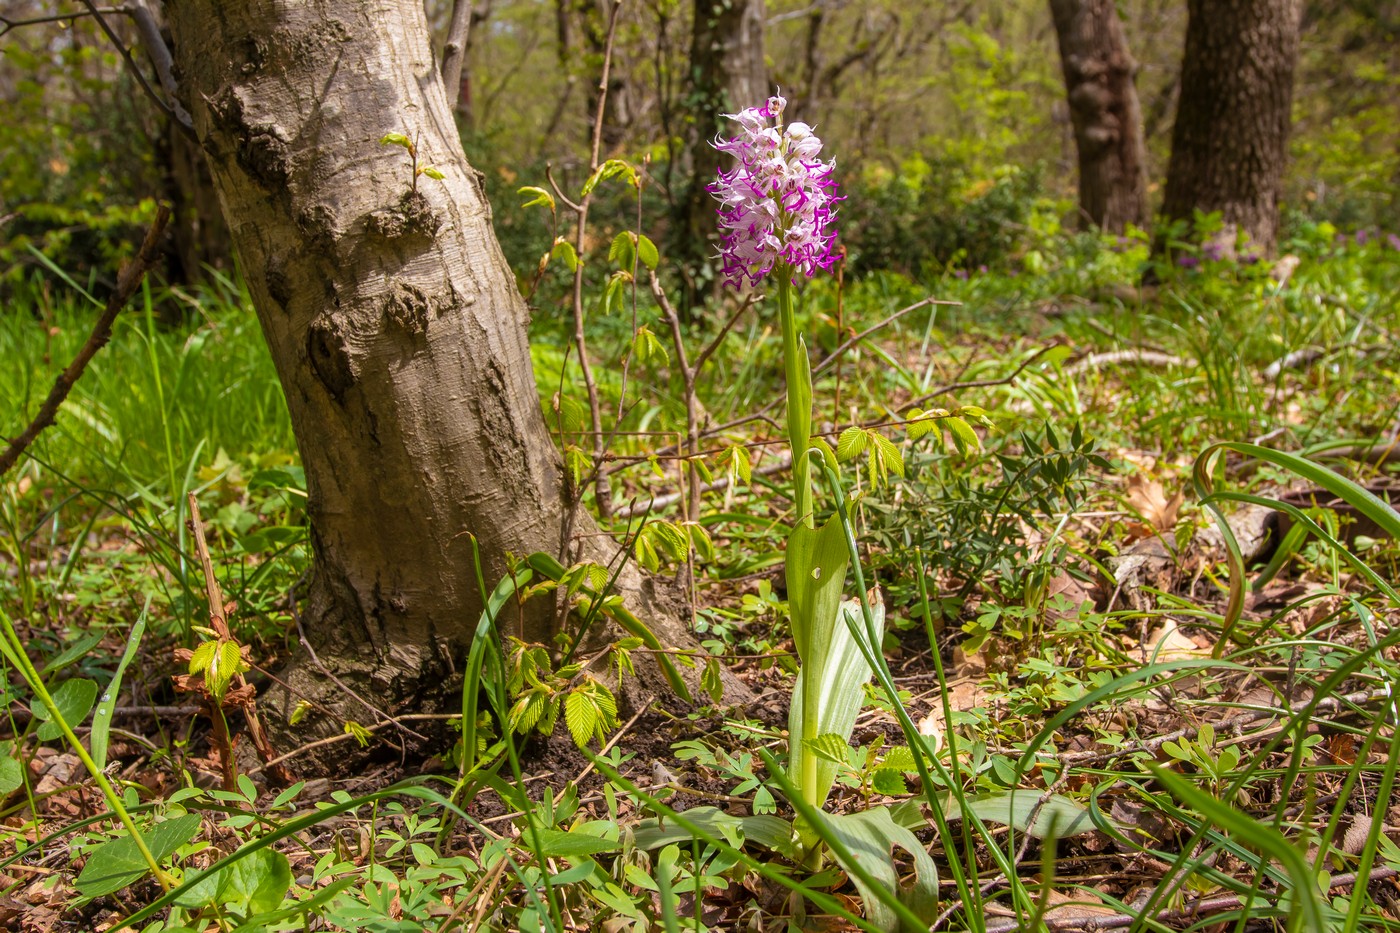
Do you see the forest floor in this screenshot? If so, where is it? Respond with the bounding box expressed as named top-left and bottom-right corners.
top-left (2, 234), bottom-right (1400, 931)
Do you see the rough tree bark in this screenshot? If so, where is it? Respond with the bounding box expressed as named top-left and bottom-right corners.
top-left (1049, 0), bottom-right (1150, 233)
top-left (1161, 0), bottom-right (1302, 254)
top-left (673, 0), bottom-right (767, 307)
top-left (162, 0), bottom-right (691, 761)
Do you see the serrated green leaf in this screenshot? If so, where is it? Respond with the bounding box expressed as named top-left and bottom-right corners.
top-left (836, 427), bottom-right (868, 462)
top-left (880, 746), bottom-right (919, 772)
top-left (633, 533), bottom-right (660, 573)
top-left (565, 689), bottom-right (598, 748)
top-left (188, 641), bottom-right (217, 677)
top-left (288, 700), bottom-right (312, 726)
top-left (581, 158), bottom-right (635, 197)
top-left (609, 231), bottom-right (636, 270)
top-left (551, 238), bottom-right (580, 272)
top-left (518, 186), bottom-right (556, 211)
top-left (508, 689), bottom-right (549, 734)
top-left (688, 523), bottom-right (714, 562)
top-left (75, 814), bottom-right (202, 898)
top-left (871, 433), bottom-right (904, 480)
top-left (805, 733), bottom-right (851, 765)
top-left (343, 720), bottom-right (373, 747)
top-left (871, 768), bottom-right (908, 796)
top-left (633, 325), bottom-right (668, 366)
top-left (637, 234), bottom-right (659, 270)
top-left (34, 678), bottom-right (98, 742)
top-left (946, 417), bottom-right (981, 455)
top-left (719, 444), bottom-right (752, 485)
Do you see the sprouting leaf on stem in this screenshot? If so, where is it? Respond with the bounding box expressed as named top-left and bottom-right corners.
top-left (343, 720), bottom-right (373, 748)
top-left (518, 186), bottom-right (556, 212)
top-left (551, 238), bottom-right (580, 272)
top-left (631, 325), bottom-right (668, 366)
top-left (581, 159), bottom-right (637, 197)
top-left (637, 234), bottom-right (660, 270)
top-left (836, 427), bottom-right (903, 488)
top-left (717, 444), bottom-right (752, 487)
top-left (379, 132), bottom-right (413, 152)
top-left (609, 231), bottom-right (637, 270)
top-left (945, 417), bottom-right (981, 455)
top-left (563, 445), bottom-right (591, 488)
top-left (418, 165), bottom-right (445, 181)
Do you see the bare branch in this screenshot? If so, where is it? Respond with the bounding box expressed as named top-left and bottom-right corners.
top-left (441, 0), bottom-right (474, 109)
top-left (78, 1), bottom-right (196, 139)
top-left (0, 6), bottom-right (123, 39)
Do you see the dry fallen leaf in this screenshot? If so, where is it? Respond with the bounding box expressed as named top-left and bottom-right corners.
top-left (1139, 620), bottom-right (1211, 662)
top-left (1126, 473), bottom-right (1184, 535)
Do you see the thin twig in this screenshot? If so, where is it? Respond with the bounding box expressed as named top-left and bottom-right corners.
top-left (905, 343), bottom-right (1058, 409)
top-left (0, 205), bottom-right (170, 478)
top-left (186, 494), bottom-right (297, 786)
top-left (0, 7), bottom-right (123, 38)
top-left (810, 296), bottom-right (954, 377)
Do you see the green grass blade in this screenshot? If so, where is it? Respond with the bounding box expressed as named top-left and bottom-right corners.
top-left (1148, 764), bottom-right (1325, 933)
top-left (91, 600), bottom-right (148, 771)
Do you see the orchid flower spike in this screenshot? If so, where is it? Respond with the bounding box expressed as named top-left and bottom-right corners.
top-left (708, 93), bottom-right (842, 288)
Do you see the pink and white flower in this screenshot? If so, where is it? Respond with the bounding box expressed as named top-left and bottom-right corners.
top-left (709, 95), bottom-right (841, 288)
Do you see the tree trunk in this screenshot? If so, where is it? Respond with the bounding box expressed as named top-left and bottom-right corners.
top-left (1161, 0), bottom-right (1301, 255)
top-left (163, 0), bottom-right (689, 762)
top-left (673, 0), bottom-right (767, 308)
top-left (1049, 0), bottom-right (1150, 233)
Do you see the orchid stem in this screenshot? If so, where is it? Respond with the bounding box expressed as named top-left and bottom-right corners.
top-left (776, 272), bottom-right (813, 529)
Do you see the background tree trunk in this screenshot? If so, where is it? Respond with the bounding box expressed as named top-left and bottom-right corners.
top-left (673, 0), bottom-right (767, 309)
top-left (1049, 0), bottom-right (1150, 233)
top-left (1161, 0), bottom-right (1302, 255)
top-left (163, 0), bottom-right (687, 760)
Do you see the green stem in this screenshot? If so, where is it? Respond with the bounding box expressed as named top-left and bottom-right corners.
top-left (776, 272), bottom-right (813, 528)
top-left (0, 613), bottom-right (171, 891)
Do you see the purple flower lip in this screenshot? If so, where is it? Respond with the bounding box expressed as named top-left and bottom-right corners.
top-left (708, 94), bottom-right (842, 288)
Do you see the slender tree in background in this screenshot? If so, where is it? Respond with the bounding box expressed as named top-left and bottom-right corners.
top-left (1161, 0), bottom-right (1302, 254)
top-left (1048, 0), bottom-right (1150, 233)
top-left (161, 0), bottom-right (687, 755)
top-left (674, 0), bottom-right (767, 306)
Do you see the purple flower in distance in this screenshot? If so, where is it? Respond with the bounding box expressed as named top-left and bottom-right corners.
top-left (709, 94), bottom-right (841, 288)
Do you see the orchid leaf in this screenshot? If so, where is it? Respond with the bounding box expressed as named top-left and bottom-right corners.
top-left (817, 806), bottom-right (938, 932)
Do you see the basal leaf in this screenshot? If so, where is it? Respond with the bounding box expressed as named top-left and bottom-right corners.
top-left (805, 733), bottom-right (851, 765)
top-left (817, 806), bottom-right (938, 932)
top-left (946, 790), bottom-right (1097, 838)
top-left (75, 813), bottom-right (202, 899)
top-left (34, 678), bottom-right (98, 742)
